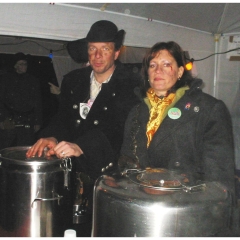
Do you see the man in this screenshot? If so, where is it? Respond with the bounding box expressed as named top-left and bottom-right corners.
top-left (0, 52), bottom-right (42, 149)
top-left (26, 20), bottom-right (142, 236)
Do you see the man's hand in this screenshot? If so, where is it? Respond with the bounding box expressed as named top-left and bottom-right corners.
top-left (26, 137), bottom-right (58, 158)
top-left (48, 82), bottom-right (61, 95)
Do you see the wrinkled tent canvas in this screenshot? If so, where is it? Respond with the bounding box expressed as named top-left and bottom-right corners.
top-left (0, 2), bottom-right (240, 168)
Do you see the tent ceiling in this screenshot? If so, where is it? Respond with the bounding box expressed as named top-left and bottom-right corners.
top-left (66, 3), bottom-right (240, 35)
top-left (1, 2), bottom-right (240, 61)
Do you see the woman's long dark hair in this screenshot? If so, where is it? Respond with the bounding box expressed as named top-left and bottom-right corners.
top-left (140, 41), bottom-right (193, 97)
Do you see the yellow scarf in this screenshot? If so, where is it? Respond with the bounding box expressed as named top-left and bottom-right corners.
top-left (146, 88), bottom-right (175, 148)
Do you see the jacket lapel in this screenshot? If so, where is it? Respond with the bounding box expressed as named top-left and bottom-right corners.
top-left (72, 68), bottom-right (92, 103)
top-left (149, 92), bottom-right (201, 150)
top-left (86, 67), bottom-right (118, 118)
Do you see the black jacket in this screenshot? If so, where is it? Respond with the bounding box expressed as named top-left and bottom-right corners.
top-left (40, 60), bottom-right (142, 180)
top-left (120, 79), bottom-right (236, 197)
top-left (0, 71), bottom-right (42, 125)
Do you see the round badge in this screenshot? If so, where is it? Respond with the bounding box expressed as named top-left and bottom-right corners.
top-left (168, 107), bottom-right (181, 120)
top-left (80, 103), bottom-right (90, 119)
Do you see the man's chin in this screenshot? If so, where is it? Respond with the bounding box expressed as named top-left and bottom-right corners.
top-left (92, 67), bottom-right (105, 74)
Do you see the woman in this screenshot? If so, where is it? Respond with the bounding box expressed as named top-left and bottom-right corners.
top-left (119, 41), bottom-right (236, 197)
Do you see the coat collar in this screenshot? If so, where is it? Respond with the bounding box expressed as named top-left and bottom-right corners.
top-left (148, 79), bottom-right (203, 150)
top-left (69, 61), bottom-right (122, 101)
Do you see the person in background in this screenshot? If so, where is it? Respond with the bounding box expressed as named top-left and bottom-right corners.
top-left (48, 62), bottom-right (90, 98)
top-left (118, 41), bottom-right (239, 236)
top-left (26, 20), bottom-right (142, 236)
top-left (0, 52), bottom-right (42, 149)
top-left (49, 82), bottom-right (61, 95)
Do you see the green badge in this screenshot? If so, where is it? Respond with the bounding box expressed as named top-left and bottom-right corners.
top-left (168, 108), bottom-right (181, 120)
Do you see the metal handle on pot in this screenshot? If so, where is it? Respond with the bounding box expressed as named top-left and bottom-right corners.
top-left (61, 157), bottom-right (72, 189)
top-left (182, 183), bottom-right (206, 192)
top-left (121, 168), bottom-right (145, 176)
top-left (31, 192), bottom-right (63, 208)
top-left (0, 154), bottom-right (2, 168)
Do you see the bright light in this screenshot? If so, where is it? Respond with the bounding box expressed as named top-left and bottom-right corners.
top-left (148, 203), bottom-right (175, 237)
top-left (185, 61), bottom-right (193, 71)
top-left (49, 50), bottom-right (53, 59)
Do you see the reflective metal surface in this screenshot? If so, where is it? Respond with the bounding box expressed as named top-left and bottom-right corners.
top-left (92, 170), bottom-right (232, 237)
top-left (0, 146), bottom-right (73, 237)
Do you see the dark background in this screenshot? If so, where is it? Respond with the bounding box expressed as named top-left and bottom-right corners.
top-left (0, 53), bottom-right (59, 128)
top-left (0, 53), bottom-right (143, 129)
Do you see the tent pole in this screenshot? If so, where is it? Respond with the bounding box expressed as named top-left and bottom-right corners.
top-left (213, 34), bottom-right (221, 97)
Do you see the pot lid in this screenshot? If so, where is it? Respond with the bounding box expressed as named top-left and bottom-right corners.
top-left (0, 146), bottom-right (61, 166)
top-left (128, 168), bottom-right (188, 191)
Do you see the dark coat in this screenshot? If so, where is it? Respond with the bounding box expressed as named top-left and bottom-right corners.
top-left (120, 78), bottom-right (236, 196)
top-left (0, 71), bottom-right (42, 148)
top-left (40, 60), bottom-right (142, 180)
top-left (0, 71), bottom-right (42, 125)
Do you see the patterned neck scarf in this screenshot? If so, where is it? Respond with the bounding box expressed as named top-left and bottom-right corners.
top-left (146, 88), bottom-right (175, 147)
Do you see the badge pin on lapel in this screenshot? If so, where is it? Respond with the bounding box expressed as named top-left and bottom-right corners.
top-left (185, 102), bottom-right (191, 110)
top-left (79, 103), bottom-right (90, 119)
top-left (194, 106), bottom-right (200, 112)
top-left (168, 107), bottom-right (181, 120)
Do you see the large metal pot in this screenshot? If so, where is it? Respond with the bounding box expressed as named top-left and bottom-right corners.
top-left (0, 146), bottom-right (74, 237)
top-left (92, 168), bottom-right (233, 237)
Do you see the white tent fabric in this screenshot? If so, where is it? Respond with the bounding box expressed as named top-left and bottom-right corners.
top-left (0, 2), bottom-right (240, 168)
top-left (0, 3), bottom-right (215, 88)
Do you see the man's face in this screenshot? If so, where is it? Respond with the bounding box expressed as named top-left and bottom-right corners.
top-left (87, 42), bottom-right (120, 75)
top-left (14, 60), bottom-right (28, 74)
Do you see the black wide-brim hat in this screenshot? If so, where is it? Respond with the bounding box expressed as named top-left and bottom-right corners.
top-left (66, 39), bottom-right (89, 64)
top-left (67, 20), bottom-right (125, 63)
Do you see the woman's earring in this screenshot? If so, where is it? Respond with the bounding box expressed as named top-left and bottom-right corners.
top-left (178, 76), bottom-right (181, 81)
top-left (148, 79), bottom-right (149, 82)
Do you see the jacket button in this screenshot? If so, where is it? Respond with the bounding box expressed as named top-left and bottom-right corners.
top-left (194, 106), bottom-right (199, 112)
top-left (101, 168), bottom-right (105, 172)
top-left (73, 104), bottom-right (78, 109)
top-left (103, 106), bottom-right (107, 111)
top-left (106, 166), bottom-right (109, 169)
top-left (112, 93), bottom-right (115, 97)
top-left (174, 162), bottom-right (180, 167)
top-left (109, 163), bottom-right (113, 167)
top-left (76, 119), bottom-right (81, 124)
top-left (94, 120), bottom-right (99, 125)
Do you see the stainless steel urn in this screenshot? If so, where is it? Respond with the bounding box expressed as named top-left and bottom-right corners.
top-left (92, 168), bottom-right (233, 237)
top-left (0, 146), bottom-right (74, 237)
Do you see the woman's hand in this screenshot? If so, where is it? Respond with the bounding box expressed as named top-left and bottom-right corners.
top-left (53, 141), bottom-right (83, 158)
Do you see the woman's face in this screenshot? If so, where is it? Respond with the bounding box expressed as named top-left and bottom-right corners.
top-left (148, 49), bottom-right (184, 96)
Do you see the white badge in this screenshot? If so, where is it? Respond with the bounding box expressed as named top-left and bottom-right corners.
top-left (168, 107), bottom-right (181, 120)
top-left (79, 103), bottom-right (90, 119)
